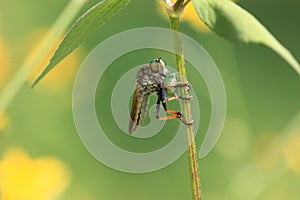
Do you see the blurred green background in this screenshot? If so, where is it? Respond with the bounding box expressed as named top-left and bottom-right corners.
top-left (0, 0), bottom-right (300, 199)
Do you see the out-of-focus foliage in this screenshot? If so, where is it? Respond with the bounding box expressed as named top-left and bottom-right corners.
top-left (0, 0), bottom-right (299, 199)
top-left (0, 38), bottom-right (11, 89)
top-left (192, 0), bottom-right (300, 75)
top-left (32, 0), bottom-right (130, 87)
top-left (26, 29), bottom-right (83, 91)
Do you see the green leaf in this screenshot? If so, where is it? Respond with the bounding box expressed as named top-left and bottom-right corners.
top-left (192, 0), bottom-right (300, 75)
top-left (32, 0), bottom-right (130, 87)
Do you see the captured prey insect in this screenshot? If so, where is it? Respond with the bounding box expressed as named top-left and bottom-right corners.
top-left (129, 57), bottom-right (193, 134)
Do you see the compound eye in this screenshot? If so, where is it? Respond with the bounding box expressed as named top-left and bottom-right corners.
top-left (150, 62), bottom-right (159, 73)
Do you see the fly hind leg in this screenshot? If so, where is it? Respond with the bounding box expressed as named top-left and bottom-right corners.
top-left (156, 95), bottom-right (193, 125)
top-left (162, 102), bottom-right (194, 125)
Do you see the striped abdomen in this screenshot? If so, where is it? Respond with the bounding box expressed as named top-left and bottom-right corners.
top-left (129, 86), bottom-right (149, 134)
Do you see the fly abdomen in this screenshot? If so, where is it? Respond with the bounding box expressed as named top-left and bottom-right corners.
top-left (129, 86), bottom-right (149, 134)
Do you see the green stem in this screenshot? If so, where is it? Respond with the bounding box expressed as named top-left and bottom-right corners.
top-left (169, 16), bottom-right (202, 200)
top-left (0, 0), bottom-right (87, 113)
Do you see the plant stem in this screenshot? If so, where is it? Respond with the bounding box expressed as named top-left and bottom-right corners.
top-left (0, 0), bottom-right (87, 113)
top-left (169, 16), bottom-right (202, 200)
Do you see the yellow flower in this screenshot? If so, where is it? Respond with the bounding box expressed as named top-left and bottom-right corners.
top-left (180, 1), bottom-right (211, 32)
top-left (0, 148), bottom-right (71, 200)
top-left (25, 29), bottom-right (83, 91)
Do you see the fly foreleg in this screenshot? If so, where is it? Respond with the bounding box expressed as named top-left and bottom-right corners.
top-left (160, 82), bottom-right (193, 103)
top-left (163, 95), bottom-right (193, 103)
top-left (160, 82), bottom-right (192, 92)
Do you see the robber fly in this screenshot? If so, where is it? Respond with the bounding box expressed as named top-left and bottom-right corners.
top-left (129, 57), bottom-right (193, 134)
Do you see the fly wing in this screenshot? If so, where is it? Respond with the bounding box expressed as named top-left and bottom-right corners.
top-left (129, 86), bottom-right (149, 134)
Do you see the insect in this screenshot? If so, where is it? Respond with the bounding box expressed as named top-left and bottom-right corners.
top-left (129, 57), bottom-right (193, 134)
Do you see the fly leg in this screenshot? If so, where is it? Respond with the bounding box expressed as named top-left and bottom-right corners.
top-left (160, 82), bottom-right (193, 102)
top-left (160, 82), bottom-right (192, 93)
top-left (161, 101), bottom-right (194, 125)
top-left (156, 88), bottom-right (193, 125)
top-left (155, 97), bottom-right (178, 121)
top-left (163, 95), bottom-right (193, 102)
top-left (157, 103), bottom-right (194, 125)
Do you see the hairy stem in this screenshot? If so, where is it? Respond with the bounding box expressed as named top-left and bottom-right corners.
top-left (169, 16), bottom-right (202, 200)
